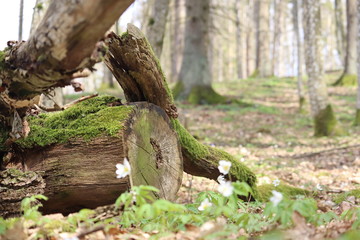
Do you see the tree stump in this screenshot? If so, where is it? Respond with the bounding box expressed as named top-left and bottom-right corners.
top-left (2, 96), bottom-right (182, 215)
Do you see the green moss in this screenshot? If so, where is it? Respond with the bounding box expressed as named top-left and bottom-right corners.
top-left (148, 18), bottom-right (155, 26)
top-left (314, 104), bottom-right (344, 137)
top-left (332, 74), bottom-right (357, 86)
top-left (354, 109), bottom-right (360, 126)
top-left (17, 96), bottom-right (134, 148)
top-left (171, 119), bottom-right (257, 188)
top-left (249, 69), bottom-right (259, 78)
top-left (333, 189), bottom-right (360, 204)
top-left (187, 85), bottom-right (227, 105)
top-left (256, 184), bottom-right (312, 202)
top-left (172, 81), bottom-right (184, 100)
top-left (0, 50), bottom-right (6, 70)
top-left (299, 96), bottom-right (306, 113)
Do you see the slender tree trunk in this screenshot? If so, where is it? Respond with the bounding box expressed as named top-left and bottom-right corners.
top-left (255, 0), bottom-right (272, 77)
top-left (335, 0), bottom-right (346, 65)
top-left (170, 0), bottom-right (182, 83)
top-left (355, 0), bottom-right (360, 125)
top-left (173, 0), bottom-right (226, 104)
top-left (247, 0), bottom-right (257, 77)
top-left (334, 0), bottom-right (358, 86)
top-left (272, 0), bottom-right (286, 77)
top-left (293, 0), bottom-right (305, 110)
top-left (144, 0), bottom-right (170, 58)
top-left (303, 0), bottom-right (342, 136)
top-left (18, 0), bottom-right (24, 41)
top-left (235, 0), bottom-right (247, 79)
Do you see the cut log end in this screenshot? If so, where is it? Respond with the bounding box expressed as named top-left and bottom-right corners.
top-left (2, 99), bottom-right (182, 216)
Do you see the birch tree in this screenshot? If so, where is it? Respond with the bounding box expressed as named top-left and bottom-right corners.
top-left (303, 0), bottom-right (342, 136)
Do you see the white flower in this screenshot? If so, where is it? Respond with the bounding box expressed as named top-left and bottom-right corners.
top-left (218, 160), bottom-right (232, 175)
top-left (316, 183), bottom-right (323, 191)
top-left (270, 190), bottom-right (283, 206)
top-left (198, 198), bottom-right (212, 211)
top-left (218, 181), bottom-right (234, 197)
top-left (116, 158), bottom-right (131, 178)
top-left (240, 148), bottom-right (249, 155)
top-left (272, 179), bottom-right (280, 187)
top-left (217, 175), bottom-right (226, 184)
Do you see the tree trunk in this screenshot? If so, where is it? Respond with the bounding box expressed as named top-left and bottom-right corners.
top-left (255, 0), bottom-right (272, 77)
top-left (2, 99), bottom-right (182, 216)
top-left (247, 0), bottom-right (257, 77)
top-left (272, 0), bottom-right (286, 77)
top-left (105, 24), bottom-right (257, 190)
top-left (355, 0), bottom-right (360, 125)
top-left (293, 0), bottom-right (305, 110)
top-left (235, 0), bottom-right (247, 79)
top-left (173, 0), bottom-right (226, 104)
top-left (18, 0), bottom-right (24, 41)
top-left (334, 0), bottom-right (346, 65)
top-left (144, 0), bottom-right (170, 58)
top-left (303, 0), bottom-right (342, 136)
top-left (333, 0), bottom-right (358, 86)
top-left (170, 0), bottom-right (182, 83)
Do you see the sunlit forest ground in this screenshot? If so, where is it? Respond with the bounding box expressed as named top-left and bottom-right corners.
top-left (177, 72), bottom-right (360, 202)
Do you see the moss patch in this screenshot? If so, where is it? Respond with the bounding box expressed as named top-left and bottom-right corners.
top-left (314, 105), bottom-right (344, 137)
top-left (171, 118), bottom-right (257, 189)
top-left (256, 184), bottom-right (312, 202)
top-left (354, 109), bottom-right (360, 126)
top-left (299, 96), bottom-right (306, 113)
top-left (187, 85), bottom-right (227, 105)
top-left (249, 69), bottom-right (259, 78)
top-left (333, 189), bottom-right (360, 204)
top-left (332, 74), bottom-right (357, 86)
top-left (0, 50), bottom-right (6, 70)
top-left (17, 96), bottom-right (134, 148)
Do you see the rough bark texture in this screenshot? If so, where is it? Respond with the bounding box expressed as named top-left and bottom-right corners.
top-left (303, 0), bottom-right (341, 136)
top-left (0, 168), bottom-right (45, 218)
top-left (255, 0), bottom-right (272, 77)
top-left (174, 0), bottom-right (225, 104)
top-left (144, 0), bottom-right (170, 58)
top-left (333, 0), bottom-right (358, 86)
top-left (104, 24), bottom-right (257, 190)
top-left (293, 0), bottom-right (305, 110)
top-left (2, 99), bottom-right (182, 216)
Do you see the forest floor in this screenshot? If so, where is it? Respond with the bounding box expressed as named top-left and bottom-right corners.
top-left (177, 72), bottom-right (360, 200)
top-left (4, 73), bottom-right (360, 240)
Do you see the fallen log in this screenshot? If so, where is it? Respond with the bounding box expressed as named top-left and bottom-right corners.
top-left (104, 25), bottom-right (257, 189)
top-left (1, 96), bottom-right (182, 216)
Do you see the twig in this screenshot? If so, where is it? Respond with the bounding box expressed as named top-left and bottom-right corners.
top-left (63, 93), bottom-right (99, 109)
top-left (76, 225), bottom-right (104, 239)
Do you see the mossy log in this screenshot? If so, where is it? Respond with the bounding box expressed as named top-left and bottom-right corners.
top-left (1, 97), bottom-right (182, 216)
top-left (104, 24), bottom-right (257, 189)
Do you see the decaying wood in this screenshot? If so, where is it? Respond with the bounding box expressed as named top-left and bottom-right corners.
top-left (2, 102), bottom-right (182, 216)
top-left (0, 168), bottom-right (45, 218)
top-left (105, 24), bottom-right (257, 187)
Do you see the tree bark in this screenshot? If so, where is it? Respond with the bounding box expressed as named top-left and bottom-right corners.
top-left (173, 0), bottom-right (226, 104)
top-left (144, 0), bottom-right (170, 58)
top-left (255, 0), bottom-right (272, 77)
top-left (303, 0), bottom-right (342, 136)
top-left (333, 0), bottom-right (358, 86)
top-left (355, 0), bottom-right (360, 125)
top-left (18, 0), bottom-right (24, 41)
top-left (104, 24), bottom-right (257, 190)
top-left (235, 0), bottom-right (247, 79)
top-left (293, 0), bottom-right (305, 110)
top-left (2, 100), bottom-right (182, 216)
top-left (170, 0), bottom-right (182, 83)
top-left (247, 0), bottom-right (257, 77)
top-left (272, 0), bottom-right (286, 77)
top-left (334, 0), bottom-right (346, 65)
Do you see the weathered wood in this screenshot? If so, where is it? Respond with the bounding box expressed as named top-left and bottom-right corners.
top-left (104, 25), bottom-right (257, 188)
top-left (2, 99), bottom-right (182, 216)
